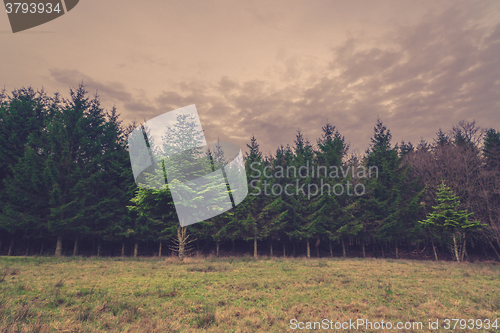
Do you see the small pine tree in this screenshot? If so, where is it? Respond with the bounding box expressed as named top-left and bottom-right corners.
top-left (419, 181), bottom-right (484, 262)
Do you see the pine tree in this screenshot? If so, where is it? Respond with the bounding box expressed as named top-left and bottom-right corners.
top-left (360, 119), bottom-right (422, 258)
top-left (399, 141), bottom-right (414, 156)
top-left (43, 86), bottom-right (121, 255)
top-left (309, 123), bottom-right (347, 257)
top-left (434, 128), bottom-right (449, 147)
top-left (287, 130), bottom-right (316, 258)
top-left (128, 186), bottom-right (177, 256)
top-left (129, 112), bottom-right (233, 258)
top-left (2, 85), bottom-right (136, 256)
top-left (454, 131), bottom-right (473, 149)
top-left (92, 106), bottom-right (137, 256)
top-left (1, 145), bottom-right (50, 246)
top-left (236, 135), bottom-right (268, 258)
top-left (0, 88), bottom-right (54, 252)
top-left (483, 129), bottom-right (500, 170)
top-left (262, 144), bottom-right (295, 257)
top-left (359, 119), bottom-right (399, 256)
top-left (419, 181), bottom-right (484, 262)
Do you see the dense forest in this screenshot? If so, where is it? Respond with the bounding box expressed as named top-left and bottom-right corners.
top-left (1, 85), bottom-right (500, 262)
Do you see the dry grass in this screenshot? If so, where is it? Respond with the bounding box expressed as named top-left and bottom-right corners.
top-left (0, 256), bottom-right (499, 332)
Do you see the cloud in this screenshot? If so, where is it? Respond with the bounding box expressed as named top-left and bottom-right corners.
top-left (48, 2), bottom-right (499, 157)
top-left (50, 69), bottom-right (133, 103)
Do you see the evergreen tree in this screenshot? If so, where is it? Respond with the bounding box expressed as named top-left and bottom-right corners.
top-left (434, 128), bottom-right (449, 147)
top-left (128, 186), bottom-right (177, 257)
top-left (233, 135), bottom-right (268, 258)
top-left (1, 145), bottom-right (51, 251)
top-left (309, 123), bottom-right (347, 257)
top-left (399, 141), bottom-right (414, 156)
top-left (454, 130), bottom-right (473, 149)
top-left (2, 85), bottom-right (135, 256)
top-left (286, 130), bottom-right (316, 258)
top-left (419, 181), bottom-right (484, 262)
top-left (360, 119), bottom-right (422, 258)
top-left (483, 129), bottom-right (500, 170)
top-left (358, 119), bottom-right (398, 256)
top-left (269, 144), bottom-right (297, 257)
top-left (91, 107), bottom-right (137, 256)
top-left (0, 88), bottom-right (54, 253)
top-left (43, 86), bottom-right (123, 255)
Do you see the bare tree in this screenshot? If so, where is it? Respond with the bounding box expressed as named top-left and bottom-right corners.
top-left (169, 226), bottom-right (196, 260)
top-left (450, 120), bottom-right (486, 148)
top-left (406, 122), bottom-right (500, 261)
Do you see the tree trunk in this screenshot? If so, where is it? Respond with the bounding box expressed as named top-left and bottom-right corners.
top-left (55, 236), bottom-right (62, 257)
top-left (232, 239), bottom-right (235, 253)
top-left (24, 241), bottom-right (29, 256)
top-left (482, 242), bottom-right (488, 258)
top-left (395, 241), bottom-right (399, 259)
top-left (253, 234), bottom-right (257, 259)
top-left (121, 242), bottom-right (125, 257)
top-left (158, 240), bottom-right (162, 258)
top-left (40, 242), bottom-right (44, 256)
top-left (315, 236), bottom-right (320, 258)
top-left (134, 242), bottom-right (138, 258)
top-left (282, 242), bottom-right (286, 258)
top-left (432, 241), bottom-right (438, 261)
top-left (461, 233), bottom-right (466, 262)
top-left (97, 242), bottom-right (101, 257)
top-left (306, 240), bottom-right (311, 258)
top-left (216, 240), bottom-right (220, 257)
top-left (178, 227), bottom-right (186, 260)
top-left (329, 241), bottom-right (333, 258)
top-left (453, 233), bottom-right (460, 262)
top-left (362, 240), bottom-right (366, 258)
top-left (341, 238), bottom-right (346, 258)
top-left (269, 240), bottom-right (273, 257)
top-left (8, 239), bottom-right (14, 256)
top-left (487, 238), bottom-right (500, 261)
top-left (73, 237), bottom-right (78, 257)
top-left (381, 242), bottom-right (385, 258)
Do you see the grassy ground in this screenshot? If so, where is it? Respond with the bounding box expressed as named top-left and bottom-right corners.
top-left (0, 256), bottom-right (499, 332)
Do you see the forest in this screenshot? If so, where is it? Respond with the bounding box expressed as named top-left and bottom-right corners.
top-left (1, 85), bottom-right (500, 262)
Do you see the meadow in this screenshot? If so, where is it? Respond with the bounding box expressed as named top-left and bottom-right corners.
top-left (0, 256), bottom-right (499, 332)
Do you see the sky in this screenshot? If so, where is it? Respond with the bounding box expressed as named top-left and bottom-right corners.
top-left (1, 0), bottom-right (499, 156)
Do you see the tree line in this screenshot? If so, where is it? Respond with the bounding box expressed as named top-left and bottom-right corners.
top-left (1, 85), bottom-right (499, 261)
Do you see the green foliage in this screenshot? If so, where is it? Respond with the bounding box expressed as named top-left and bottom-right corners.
top-left (483, 129), bottom-right (500, 170)
top-left (358, 119), bottom-right (421, 248)
top-left (420, 181), bottom-right (483, 232)
top-left (420, 181), bottom-right (485, 261)
top-left (1, 85), bottom-right (134, 254)
top-left (1, 86), bottom-right (499, 260)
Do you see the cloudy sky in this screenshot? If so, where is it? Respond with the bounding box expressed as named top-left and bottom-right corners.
top-left (1, 0), bottom-right (499, 156)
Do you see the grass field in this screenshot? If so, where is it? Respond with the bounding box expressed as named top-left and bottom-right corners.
top-left (0, 256), bottom-right (499, 332)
